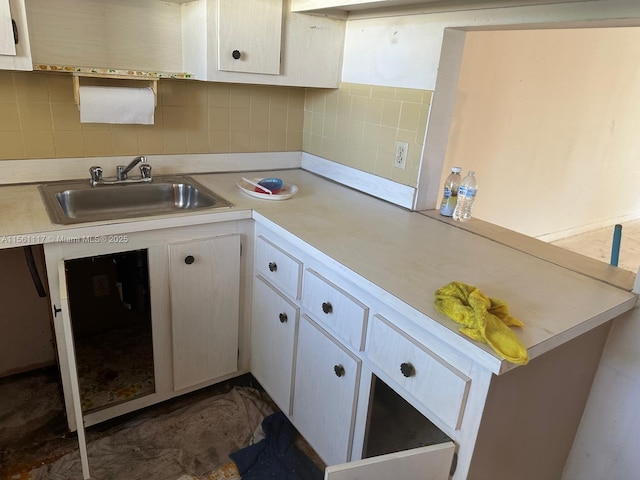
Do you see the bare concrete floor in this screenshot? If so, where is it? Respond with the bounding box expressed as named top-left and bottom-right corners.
top-left (551, 220), bottom-right (640, 275)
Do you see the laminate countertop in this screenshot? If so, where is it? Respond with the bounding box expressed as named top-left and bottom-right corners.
top-left (0, 168), bottom-right (636, 374)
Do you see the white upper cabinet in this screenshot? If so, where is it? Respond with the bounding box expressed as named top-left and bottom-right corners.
top-left (0, 1), bottom-right (16, 55)
top-left (20, 0), bottom-right (343, 87)
top-left (0, 0), bottom-right (32, 71)
top-left (183, 0), bottom-right (345, 87)
top-left (217, 0), bottom-right (283, 75)
top-left (25, 0), bottom-right (184, 73)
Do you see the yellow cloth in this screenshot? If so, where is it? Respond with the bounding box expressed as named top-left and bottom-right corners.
top-left (434, 281), bottom-right (529, 365)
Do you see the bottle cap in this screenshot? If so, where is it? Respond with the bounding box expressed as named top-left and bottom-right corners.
top-left (452, 167), bottom-right (462, 173)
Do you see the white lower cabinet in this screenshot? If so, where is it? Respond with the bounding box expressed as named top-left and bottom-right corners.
top-left (44, 224), bottom-right (245, 434)
top-left (251, 275), bottom-right (299, 415)
top-left (252, 224), bottom-right (459, 479)
top-left (366, 314), bottom-right (470, 431)
top-left (292, 315), bottom-right (361, 466)
top-left (168, 235), bottom-right (240, 391)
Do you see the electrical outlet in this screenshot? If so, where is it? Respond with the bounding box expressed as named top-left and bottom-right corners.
top-left (394, 141), bottom-right (408, 169)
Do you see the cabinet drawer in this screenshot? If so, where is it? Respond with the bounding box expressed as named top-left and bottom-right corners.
top-left (366, 315), bottom-right (470, 431)
top-left (302, 269), bottom-right (368, 351)
top-left (255, 235), bottom-right (303, 299)
top-left (251, 275), bottom-right (298, 415)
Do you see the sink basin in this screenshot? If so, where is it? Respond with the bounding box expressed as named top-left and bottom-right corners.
top-left (39, 175), bottom-right (233, 225)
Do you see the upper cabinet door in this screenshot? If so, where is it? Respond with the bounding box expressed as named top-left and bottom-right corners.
top-left (0, 0), bottom-right (16, 55)
top-left (217, 0), bottom-right (283, 75)
top-left (0, 0), bottom-right (32, 70)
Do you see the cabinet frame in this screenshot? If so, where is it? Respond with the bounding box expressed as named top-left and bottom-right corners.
top-left (43, 221), bottom-right (250, 432)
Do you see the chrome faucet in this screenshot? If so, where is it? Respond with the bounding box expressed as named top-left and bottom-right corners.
top-left (116, 155), bottom-right (147, 180)
top-left (89, 156), bottom-right (153, 186)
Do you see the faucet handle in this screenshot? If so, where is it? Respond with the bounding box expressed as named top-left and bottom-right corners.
top-left (89, 166), bottom-right (103, 185)
top-left (116, 165), bottom-right (127, 180)
top-left (140, 163), bottom-right (152, 179)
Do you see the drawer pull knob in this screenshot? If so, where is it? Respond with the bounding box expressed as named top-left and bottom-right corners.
top-left (268, 262), bottom-right (277, 272)
top-left (400, 362), bottom-right (415, 378)
top-left (232, 49), bottom-right (241, 59)
top-left (334, 364), bottom-right (345, 377)
top-left (184, 255), bottom-right (195, 265)
top-left (322, 302), bottom-right (333, 314)
top-left (279, 312), bottom-right (288, 323)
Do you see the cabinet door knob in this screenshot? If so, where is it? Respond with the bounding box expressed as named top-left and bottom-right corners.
top-left (232, 49), bottom-right (241, 59)
top-left (322, 301), bottom-right (333, 314)
top-left (334, 364), bottom-right (345, 377)
top-left (400, 362), bottom-right (415, 378)
top-left (184, 255), bottom-right (195, 265)
top-left (12, 19), bottom-right (18, 44)
top-left (279, 312), bottom-right (288, 323)
top-left (268, 262), bottom-right (277, 272)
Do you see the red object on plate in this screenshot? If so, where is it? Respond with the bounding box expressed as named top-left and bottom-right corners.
top-left (254, 186), bottom-right (282, 194)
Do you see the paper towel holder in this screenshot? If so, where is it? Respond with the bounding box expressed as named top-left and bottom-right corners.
top-left (72, 73), bottom-right (158, 106)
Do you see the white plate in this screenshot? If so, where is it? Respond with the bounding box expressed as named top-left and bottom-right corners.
top-left (236, 178), bottom-right (299, 201)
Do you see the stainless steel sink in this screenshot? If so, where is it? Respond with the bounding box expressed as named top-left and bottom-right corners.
top-left (39, 175), bottom-right (233, 225)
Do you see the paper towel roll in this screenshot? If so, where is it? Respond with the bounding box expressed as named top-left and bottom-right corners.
top-left (79, 85), bottom-right (156, 124)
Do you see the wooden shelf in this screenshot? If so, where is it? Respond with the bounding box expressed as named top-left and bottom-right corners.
top-left (33, 64), bottom-right (193, 79)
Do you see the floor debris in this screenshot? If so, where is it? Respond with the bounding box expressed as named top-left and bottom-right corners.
top-left (0, 370), bottom-right (285, 480)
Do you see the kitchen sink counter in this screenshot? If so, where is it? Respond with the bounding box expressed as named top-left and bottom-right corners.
top-left (0, 168), bottom-right (635, 374)
top-left (200, 170), bottom-right (637, 373)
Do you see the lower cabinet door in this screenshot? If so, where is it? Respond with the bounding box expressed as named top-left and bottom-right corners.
top-left (324, 442), bottom-right (455, 480)
top-left (169, 235), bottom-right (241, 391)
top-left (251, 275), bottom-right (298, 415)
top-left (293, 315), bottom-right (361, 466)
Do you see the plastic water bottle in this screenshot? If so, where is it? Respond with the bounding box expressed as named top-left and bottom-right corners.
top-left (453, 171), bottom-right (478, 222)
top-left (439, 166), bottom-right (462, 217)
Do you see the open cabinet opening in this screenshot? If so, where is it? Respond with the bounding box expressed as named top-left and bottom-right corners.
top-left (364, 376), bottom-right (452, 458)
top-left (64, 248), bottom-right (154, 413)
top-left (324, 375), bottom-right (456, 480)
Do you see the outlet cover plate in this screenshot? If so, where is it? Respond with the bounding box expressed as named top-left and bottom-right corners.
top-left (394, 141), bottom-right (408, 169)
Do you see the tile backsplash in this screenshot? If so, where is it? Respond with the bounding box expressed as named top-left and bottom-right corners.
top-left (0, 72), bottom-right (431, 189)
top-left (303, 83), bottom-right (432, 187)
top-left (0, 71), bottom-right (305, 160)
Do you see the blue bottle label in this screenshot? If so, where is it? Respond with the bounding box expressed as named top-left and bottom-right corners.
top-left (459, 186), bottom-right (477, 198)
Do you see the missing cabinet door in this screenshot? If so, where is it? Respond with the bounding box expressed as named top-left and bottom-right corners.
top-left (364, 376), bottom-right (452, 458)
top-left (64, 249), bottom-right (154, 413)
